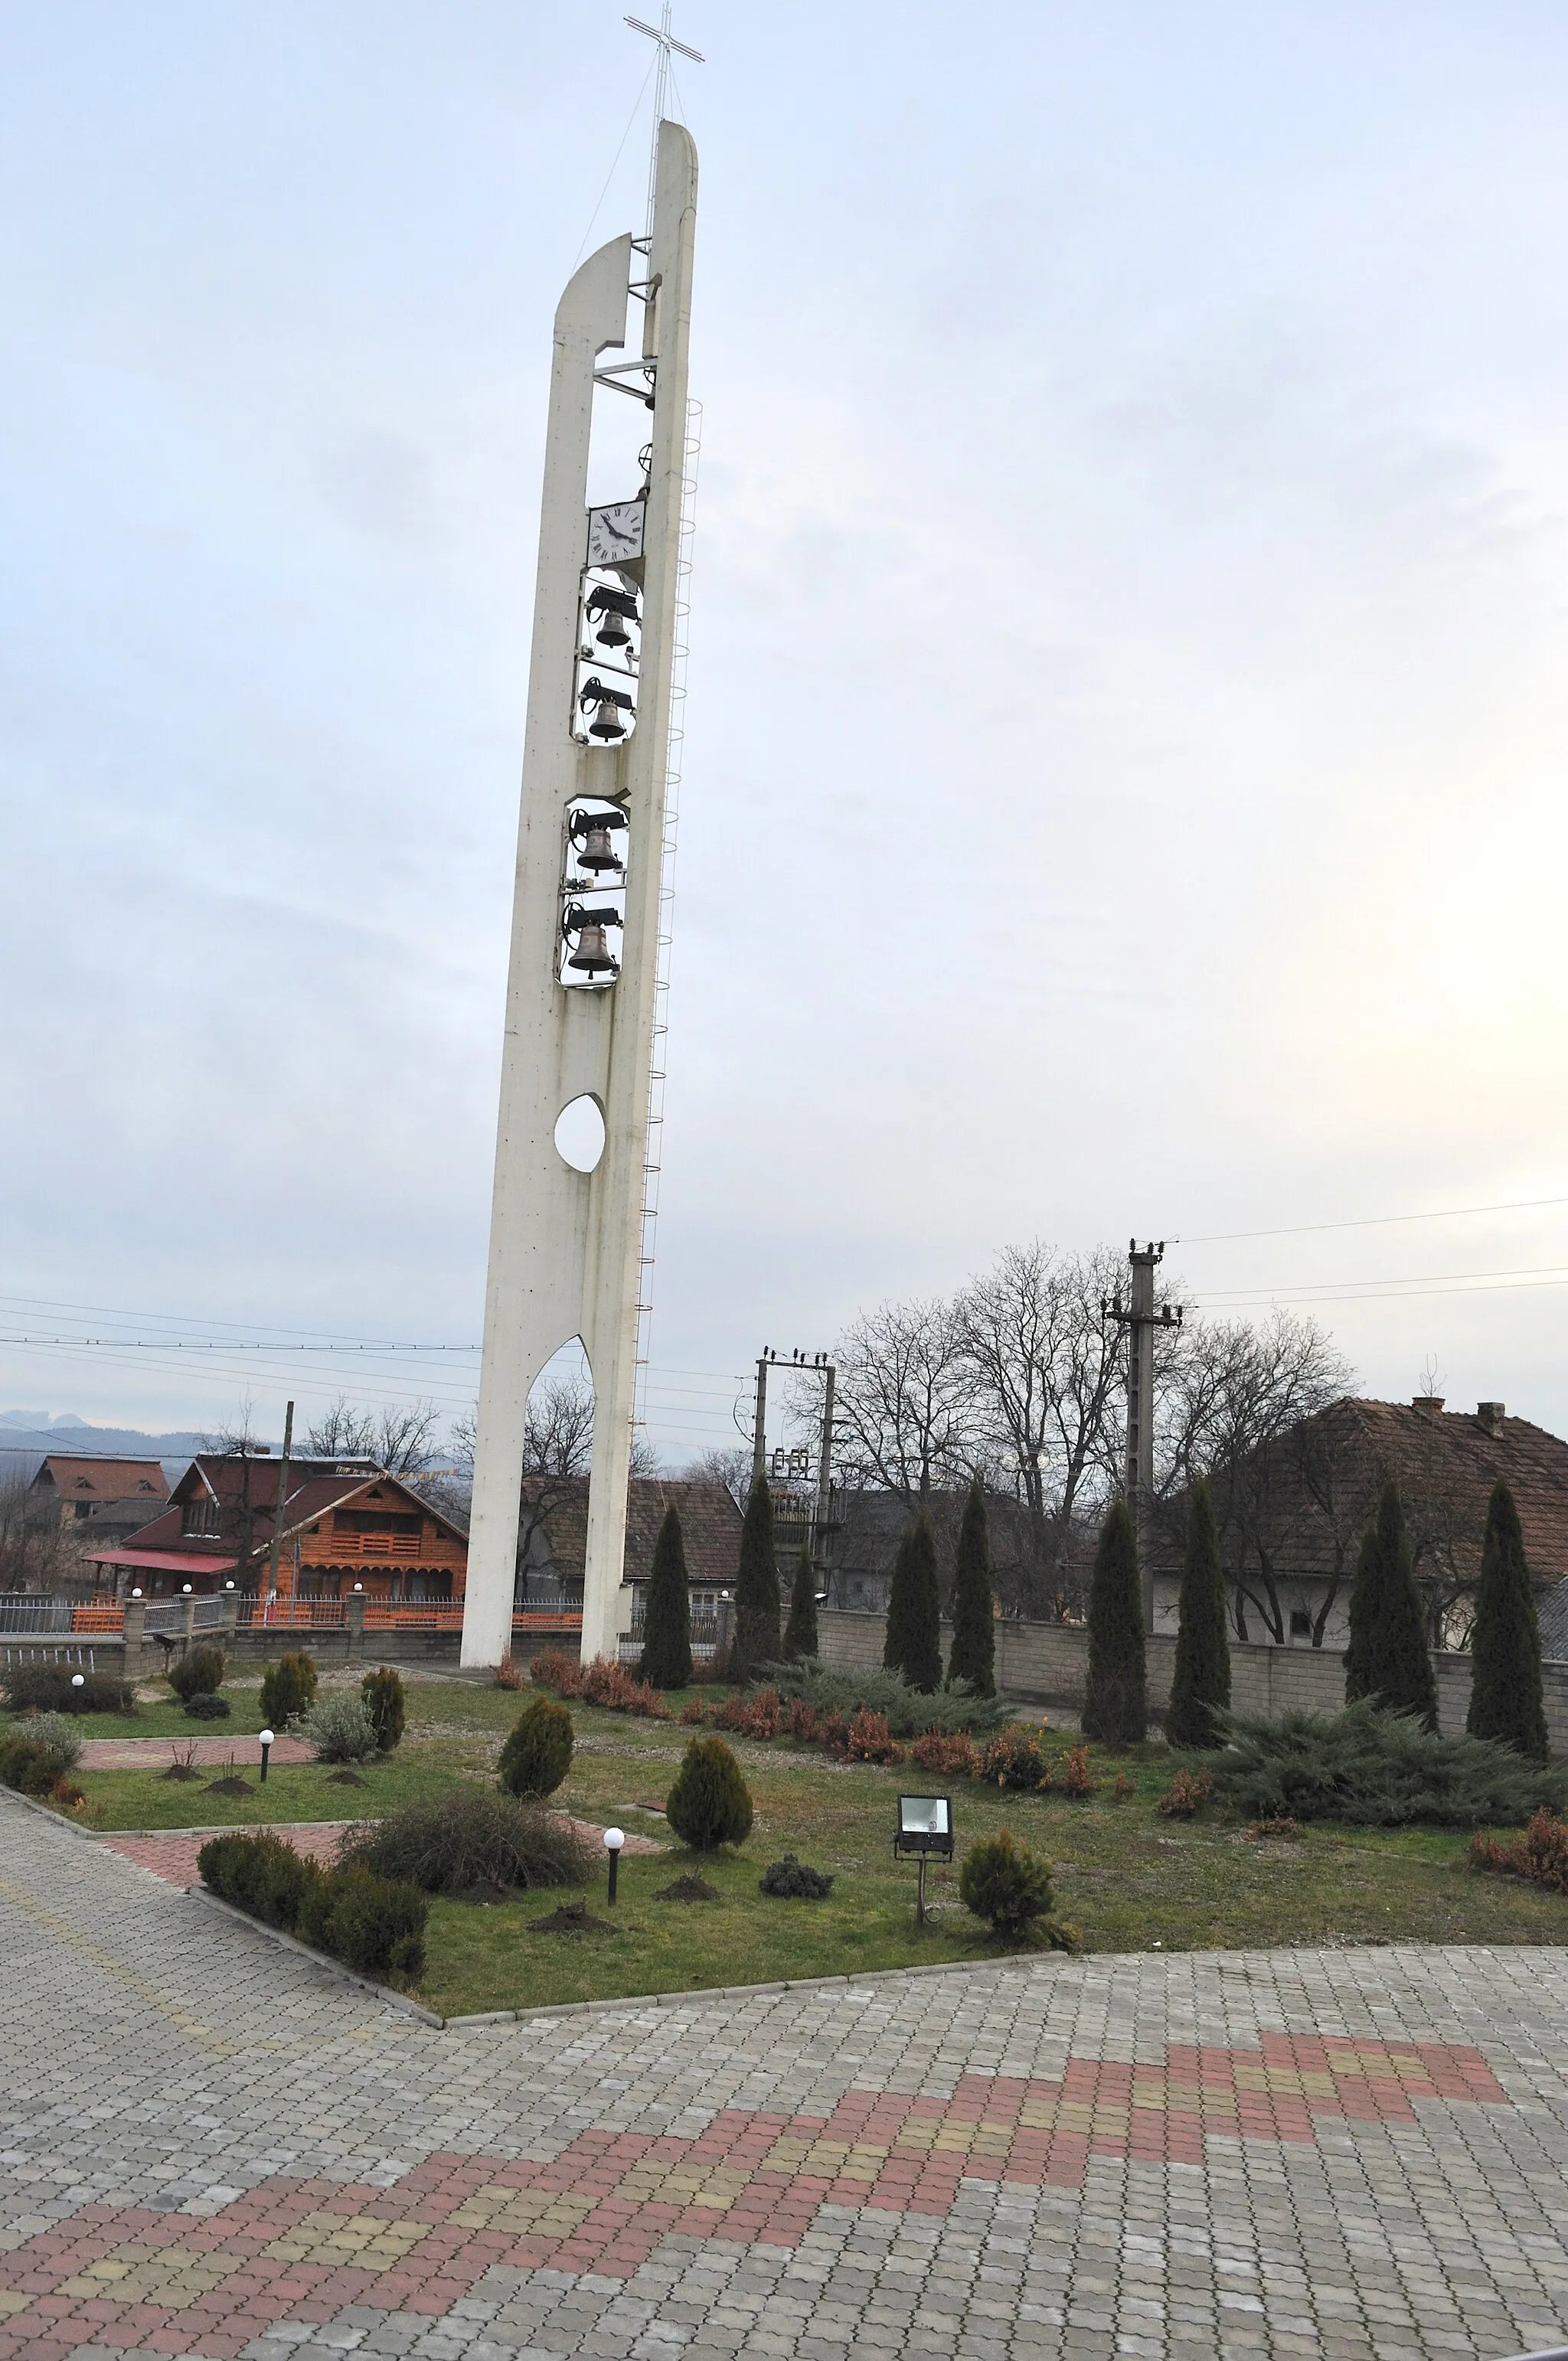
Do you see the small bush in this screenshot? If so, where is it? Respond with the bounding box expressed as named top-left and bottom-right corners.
top-left (168, 1644), bottom-right (225, 1701)
top-left (531, 1651), bottom-right (673, 1719)
top-left (197, 1830), bottom-right (322, 1931)
top-left (1158, 1768), bottom-right (1214, 1818)
top-left (1247, 1815), bottom-right (1300, 1840)
top-left (2, 1664), bottom-right (134, 1715)
top-left (361, 1666), bottom-right (406, 1754)
top-left (978, 1725), bottom-right (1047, 1791)
top-left (959, 1830), bottom-right (1067, 1941)
top-left (910, 1729), bottom-right (977, 1778)
top-left (529, 1647), bottom-right (584, 1697)
top-left (759, 1853), bottom-right (834, 1898)
top-left (260, 1651), bottom-right (318, 1728)
top-left (0, 1737), bottom-right (55, 1796)
top-left (763, 1659), bottom-right (1008, 1739)
top-left (498, 1696), bottom-right (575, 1798)
top-left (714, 1687), bottom-right (782, 1740)
top-left (24, 1713), bottom-right (82, 1776)
top-left (494, 1652), bottom-right (524, 1690)
top-left (817, 1711), bottom-right (849, 1756)
top-left (1112, 1772), bottom-right (1135, 1801)
top-left (1200, 1700), bottom-right (1563, 1828)
top-left (786, 1697), bottom-right (817, 1742)
top-left (665, 1737), bottom-right (753, 1851)
top-left (1056, 1744), bottom-right (1098, 1799)
top-left (1469, 1807), bottom-right (1568, 1895)
top-left (344, 1788), bottom-right (596, 1895)
top-left (296, 1693), bottom-right (380, 1764)
top-left (51, 1777), bottom-right (86, 1810)
top-left (184, 1692), bottom-right (231, 1719)
top-left (298, 1864), bottom-right (426, 1983)
top-left (681, 1698), bottom-right (707, 1726)
top-left (845, 1708), bottom-right (903, 1765)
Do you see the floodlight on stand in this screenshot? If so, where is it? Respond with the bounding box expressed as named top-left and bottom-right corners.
top-left (893, 1793), bottom-right (955, 1927)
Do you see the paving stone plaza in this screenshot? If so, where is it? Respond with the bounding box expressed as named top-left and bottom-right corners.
top-left (5, 1796), bottom-right (1568, 2361)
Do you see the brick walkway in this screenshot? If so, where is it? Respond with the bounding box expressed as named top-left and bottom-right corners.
top-left (78, 1738), bottom-right (317, 1770)
top-left (4, 1791), bottom-right (1568, 2359)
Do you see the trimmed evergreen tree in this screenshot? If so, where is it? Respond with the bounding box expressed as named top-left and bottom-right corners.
top-left (639, 1504), bottom-right (694, 1690)
top-left (947, 1474), bottom-right (996, 1697)
top-left (1344, 1481), bottom-right (1438, 1729)
top-left (782, 1543), bottom-right (818, 1661)
top-left (1081, 1498), bottom-right (1147, 1745)
top-left (884, 1513), bottom-right (942, 1692)
top-left (730, 1472), bottom-right (781, 1681)
top-left (1164, 1478), bottom-right (1230, 1750)
top-left (1468, 1480), bottom-right (1547, 1762)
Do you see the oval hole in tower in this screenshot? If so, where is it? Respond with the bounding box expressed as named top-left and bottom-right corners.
top-left (554, 1095), bottom-right (606, 1174)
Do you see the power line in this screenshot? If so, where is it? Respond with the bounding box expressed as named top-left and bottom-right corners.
top-left (1178, 1193), bottom-right (1568, 1247)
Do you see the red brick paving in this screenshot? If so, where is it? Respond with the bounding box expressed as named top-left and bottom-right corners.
top-left (103, 1824), bottom-right (351, 1884)
top-left (79, 1736), bottom-right (318, 1768)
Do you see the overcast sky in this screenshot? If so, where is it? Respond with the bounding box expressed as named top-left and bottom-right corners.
top-left (5, 1), bottom-right (1568, 1464)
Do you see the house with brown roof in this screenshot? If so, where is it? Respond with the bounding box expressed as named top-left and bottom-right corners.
top-left (87, 1453), bottom-right (468, 1606)
top-left (517, 1475), bottom-right (743, 1610)
top-left (28, 1456), bottom-right (169, 1546)
top-left (1148, 1394), bottom-right (1568, 1651)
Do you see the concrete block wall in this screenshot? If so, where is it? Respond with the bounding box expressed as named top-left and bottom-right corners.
top-left (816, 1608), bottom-right (1568, 1755)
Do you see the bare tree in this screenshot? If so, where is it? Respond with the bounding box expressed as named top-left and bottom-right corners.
top-left (680, 1445), bottom-right (752, 1510)
top-left (303, 1396), bottom-right (442, 1476)
top-left (832, 1297), bottom-right (977, 1506)
top-left (0, 1473), bottom-right (85, 1595)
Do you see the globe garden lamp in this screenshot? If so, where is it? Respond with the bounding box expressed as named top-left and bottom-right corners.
top-left (603, 1825), bottom-right (626, 1905)
top-left (894, 1794), bottom-right (954, 1927)
top-left (259, 1729), bottom-right (275, 1785)
top-left (70, 1674), bottom-right (85, 1695)
top-left (182, 1584), bottom-right (192, 1595)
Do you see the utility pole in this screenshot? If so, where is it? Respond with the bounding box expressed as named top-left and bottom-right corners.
top-left (266, 1399), bottom-right (294, 1605)
top-left (1104, 1244), bottom-right (1182, 1635)
top-left (752, 1356), bottom-right (769, 1491)
top-left (815, 1361), bottom-right (836, 1584)
top-left (750, 1350), bottom-right (835, 1576)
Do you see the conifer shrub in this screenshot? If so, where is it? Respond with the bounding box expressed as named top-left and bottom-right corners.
top-left (1200, 1700), bottom-right (1561, 1827)
top-left (911, 1729), bottom-right (977, 1778)
top-left (959, 1831), bottom-right (1073, 1944)
top-left (498, 1695), bottom-right (575, 1797)
top-left (844, 1707), bottom-right (903, 1764)
top-left (1469, 1807), bottom-right (1568, 1895)
top-left (21, 1713), bottom-right (81, 1776)
top-left (297, 1865), bottom-right (427, 1983)
top-left (183, 1691), bottom-right (231, 1719)
top-left (529, 1648), bottom-right (584, 1696)
top-left (0, 1737), bottom-right (56, 1795)
top-left (714, 1687), bottom-right (782, 1739)
top-left (494, 1652), bottom-right (524, 1690)
top-left (782, 1544), bottom-right (818, 1663)
top-left (978, 1725), bottom-right (1047, 1791)
top-left (1165, 1478), bottom-right (1230, 1751)
top-left (639, 1504), bottom-right (694, 1689)
top-left (168, 1644), bottom-right (226, 1702)
top-left (759, 1854), bottom-right (834, 1898)
top-left (260, 1651), bottom-right (318, 1729)
top-left (1056, 1743), bottom-right (1097, 1799)
top-left (361, 1666), bottom-right (407, 1754)
top-left (2, 1664), bottom-right (134, 1715)
top-left (1467, 1481), bottom-right (1547, 1762)
top-left (766, 1659), bottom-right (1006, 1738)
top-left (1344, 1483), bottom-right (1437, 1729)
top-left (665, 1736), bottom-right (753, 1851)
top-left (731, 1475), bottom-right (782, 1681)
top-left (816, 1710), bottom-right (849, 1756)
top-left (681, 1698), bottom-right (707, 1725)
top-left (296, 1693), bottom-right (380, 1763)
top-left (197, 1830), bottom-right (322, 1930)
top-left (1082, 1499), bottom-right (1147, 1745)
top-left (345, 1788), bottom-right (594, 1894)
top-left (526, 1651), bottom-right (671, 1717)
top-left (786, 1696), bottom-right (818, 1742)
top-left (1158, 1768), bottom-right (1214, 1817)
top-left (947, 1475), bottom-right (996, 1697)
top-left (883, 1514), bottom-right (942, 1693)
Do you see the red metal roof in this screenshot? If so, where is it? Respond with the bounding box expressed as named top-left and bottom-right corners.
top-left (83, 1550), bottom-right (237, 1575)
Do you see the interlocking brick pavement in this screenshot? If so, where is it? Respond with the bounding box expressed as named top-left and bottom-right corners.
top-left (4, 1790), bottom-right (1568, 2360)
top-left (102, 1829), bottom-right (351, 1886)
top-left (77, 1740), bottom-right (317, 1771)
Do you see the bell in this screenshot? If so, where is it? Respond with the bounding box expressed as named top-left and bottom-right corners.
top-left (593, 604), bottom-right (632, 650)
top-left (567, 921), bottom-right (618, 976)
top-left (576, 822), bottom-right (624, 874)
top-left (587, 697), bottom-right (629, 741)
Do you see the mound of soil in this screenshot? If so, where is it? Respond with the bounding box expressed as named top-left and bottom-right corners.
top-left (325, 1768), bottom-right (368, 1787)
top-left (530, 1899), bottom-right (617, 1935)
top-left (160, 1764), bottom-right (202, 1784)
top-left (655, 1873), bottom-right (719, 1902)
top-left (202, 1775), bottom-right (255, 1797)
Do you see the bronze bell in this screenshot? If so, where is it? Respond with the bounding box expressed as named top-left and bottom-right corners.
top-left (587, 697), bottom-right (629, 741)
top-left (567, 922), bottom-right (617, 975)
top-left (577, 822), bottom-right (625, 874)
top-left (593, 604), bottom-right (632, 650)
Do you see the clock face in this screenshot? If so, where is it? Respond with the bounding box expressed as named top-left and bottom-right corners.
top-left (586, 500), bottom-right (645, 567)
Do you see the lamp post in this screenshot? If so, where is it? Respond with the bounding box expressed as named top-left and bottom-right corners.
top-left (603, 1825), bottom-right (625, 1905)
top-left (259, 1728), bottom-right (275, 1784)
top-left (893, 1794), bottom-right (954, 1927)
top-left (70, 1673), bottom-right (85, 1700)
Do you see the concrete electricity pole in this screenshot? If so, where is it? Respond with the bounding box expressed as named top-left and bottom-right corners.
top-left (1105, 1241), bottom-right (1182, 1634)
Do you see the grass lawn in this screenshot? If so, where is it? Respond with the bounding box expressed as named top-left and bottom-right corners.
top-left (13, 1672), bottom-right (1568, 2013)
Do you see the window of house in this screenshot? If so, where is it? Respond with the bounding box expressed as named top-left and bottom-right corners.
top-left (181, 1498), bottom-right (222, 1537)
top-left (334, 1510), bottom-right (421, 1536)
top-left (1289, 1610), bottom-right (1312, 1639)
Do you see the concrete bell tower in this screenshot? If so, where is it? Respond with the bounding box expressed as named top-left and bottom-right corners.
top-left (461, 120), bottom-right (697, 1668)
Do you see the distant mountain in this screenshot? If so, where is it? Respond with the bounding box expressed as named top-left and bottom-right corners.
top-left (0, 1416), bottom-right (224, 1484)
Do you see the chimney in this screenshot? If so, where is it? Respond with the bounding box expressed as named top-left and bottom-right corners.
top-left (1412, 1395), bottom-right (1445, 1419)
top-left (1477, 1402), bottom-right (1506, 1438)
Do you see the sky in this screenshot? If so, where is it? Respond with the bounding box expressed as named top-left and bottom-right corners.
top-left (5, 1), bottom-right (1568, 1466)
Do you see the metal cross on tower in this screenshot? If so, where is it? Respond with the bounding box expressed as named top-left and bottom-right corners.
top-left (626, 9), bottom-right (705, 240)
